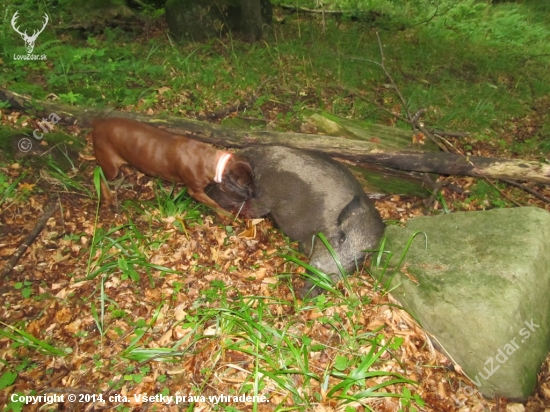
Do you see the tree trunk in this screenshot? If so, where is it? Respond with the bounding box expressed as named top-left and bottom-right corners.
top-left (1, 88), bottom-right (549, 185)
top-left (241, 0), bottom-right (263, 41)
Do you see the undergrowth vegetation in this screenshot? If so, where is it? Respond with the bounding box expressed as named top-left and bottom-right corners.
top-left (1, 0), bottom-right (549, 142)
top-left (1, 0), bottom-right (549, 410)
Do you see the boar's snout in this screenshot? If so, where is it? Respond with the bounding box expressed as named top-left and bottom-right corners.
top-left (299, 194), bottom-right (385, 298)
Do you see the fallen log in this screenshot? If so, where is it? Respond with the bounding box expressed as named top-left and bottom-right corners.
top-left (0, 195), bottom-right (59, 281)
top-left (1, 88), bottom-right (549, 185)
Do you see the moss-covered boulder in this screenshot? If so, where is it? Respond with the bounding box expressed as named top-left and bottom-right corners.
top-left (383, 207), bottom-right (550, 401)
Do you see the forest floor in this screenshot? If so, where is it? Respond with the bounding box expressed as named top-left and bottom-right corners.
top-left (1, 107), bottom-right (549, 411)
top-left (1, 2), bottom-right (550, 411)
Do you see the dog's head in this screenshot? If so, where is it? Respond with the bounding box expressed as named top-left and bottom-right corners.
top-left (220, 155), bottom-right (259, 202)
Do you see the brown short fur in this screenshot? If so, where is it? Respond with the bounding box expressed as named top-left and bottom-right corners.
top-left (91, 117), bottom-right (257, 214)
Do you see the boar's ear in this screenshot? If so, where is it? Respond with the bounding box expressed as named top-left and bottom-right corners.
top-left (337, 195), bottom-right (362, 226)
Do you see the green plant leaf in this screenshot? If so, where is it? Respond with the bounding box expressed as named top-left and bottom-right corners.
top-left (0, 371), bottom-right (17, 389)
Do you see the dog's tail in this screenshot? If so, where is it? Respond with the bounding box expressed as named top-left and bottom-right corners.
top-left (88, 110), bottom-right (114, 144)
top-left (90, 108), bottom-right (116, 128)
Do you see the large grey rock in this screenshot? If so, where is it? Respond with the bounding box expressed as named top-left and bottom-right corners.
top-left (383, 207), bottom-right (550, 401)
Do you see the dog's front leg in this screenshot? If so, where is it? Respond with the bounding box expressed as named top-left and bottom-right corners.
top-left (188, 189), bottom-right (235, 221)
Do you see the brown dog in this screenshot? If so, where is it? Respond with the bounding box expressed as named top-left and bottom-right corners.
top-left (91, 117), bottom-right (257, 214)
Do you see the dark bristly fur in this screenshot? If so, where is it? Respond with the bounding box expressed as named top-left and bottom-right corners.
top-left (207, 146), bottom-right (385, 297)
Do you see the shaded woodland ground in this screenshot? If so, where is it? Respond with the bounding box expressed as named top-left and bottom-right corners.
top-left (1, 0), bottom-right (550, 410)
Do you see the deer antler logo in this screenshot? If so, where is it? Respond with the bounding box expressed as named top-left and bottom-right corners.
top-left (11, 11), bottom-right (49, 54)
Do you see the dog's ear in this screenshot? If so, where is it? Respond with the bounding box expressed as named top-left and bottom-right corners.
top-left (221, 156), bottom-right (259, 201)
top-left (206, 184), bottom-right (242, 212)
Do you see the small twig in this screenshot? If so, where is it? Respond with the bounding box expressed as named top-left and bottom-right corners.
top-left (422, 174), bottom-right (445, 209)
top-left (444, 182), bottom-right (467, 195)
top-left (503, 179), bottom-right (550, 205)
top-left (235, 116), bottom-right (267, 123)
top-left (375, 32), bottom-right (415, 127)
top-left (49, 189), bottom-right (94, 198)
top-left (408, 4), bottom-right (440, 27)
top-left (416, 123), bottom-right (451, 152)
top-left (0, 195), bottom-right (59, 280)
top-left (280, 4), bottom-right (354, 15)
top-left (430, 130), bottom-right (470, 138)
top-left (430, 132), bottom-right (465, 154)
top-left (483, 177), bottom-right (522, 207)
top-left (432, 137), bottom-right (539, 206)
top-left (36, 370), bottom-right (71, 392)
top-left (411, 108), bottom-right (427, 125)
top-left (408, 108), bottom-right (451, 152)
top-left (347, 35), bottom-right (450, 152)
top-left (341, 40), bottom-right (541, 206)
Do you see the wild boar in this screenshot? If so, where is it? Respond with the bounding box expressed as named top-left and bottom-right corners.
top-left (207, 145), bottom-right (385, 297)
